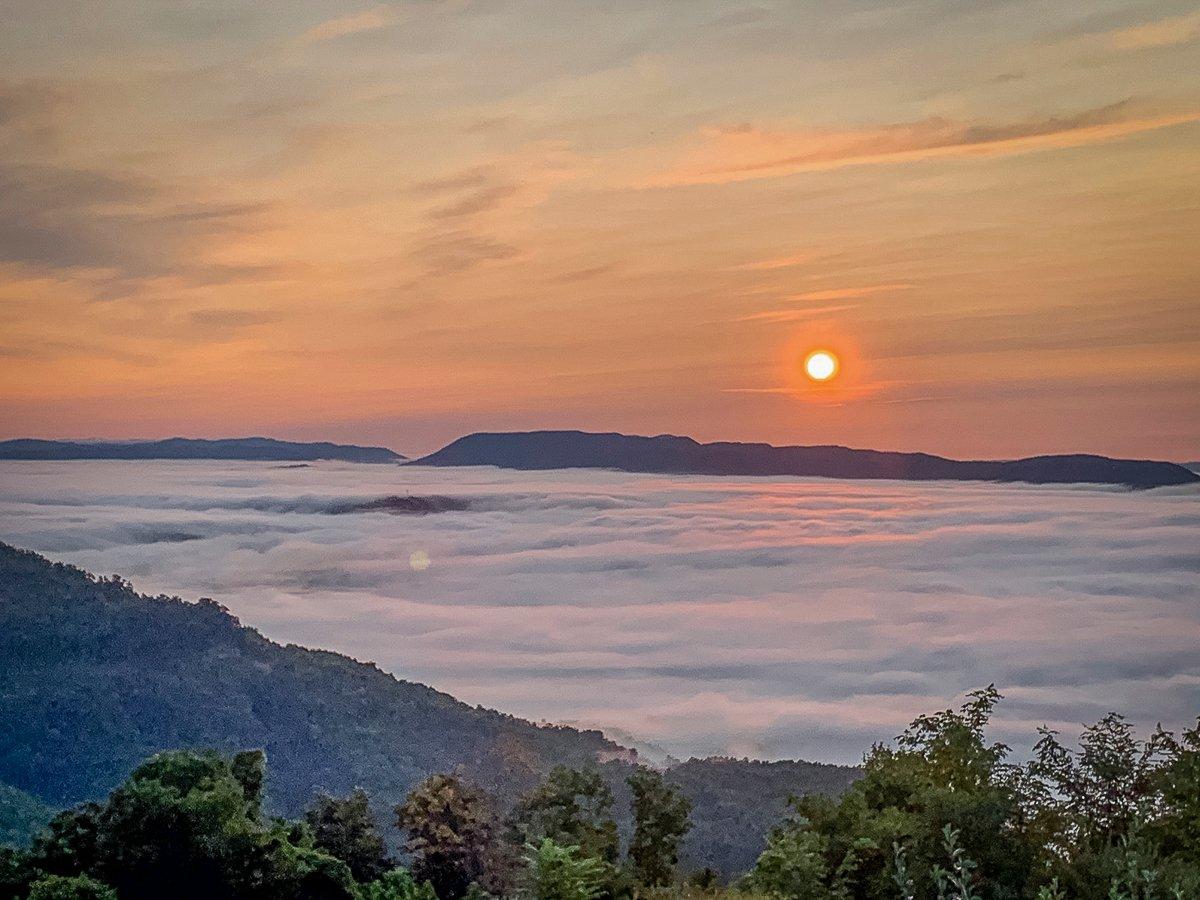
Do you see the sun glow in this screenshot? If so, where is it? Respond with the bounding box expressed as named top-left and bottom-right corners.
top-left (804, 350), bottom-right (839, 382)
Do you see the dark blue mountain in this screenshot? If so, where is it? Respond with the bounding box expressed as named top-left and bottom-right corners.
top-left (414, 430), bottom-right (1198, 489)
top-left (0, 437), bottom-right (403, 463)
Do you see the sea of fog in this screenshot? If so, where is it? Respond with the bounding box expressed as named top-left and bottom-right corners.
top-left (1, 459), bottom-right (1197, 763)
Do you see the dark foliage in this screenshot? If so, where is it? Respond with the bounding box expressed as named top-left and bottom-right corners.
top-left (8, 749), bottom-right (358, 900)
top-left (627, 769), bottom-right (692, 888)
top-left (305, 790), bottom-right (393, 883)
top-left (395, 775), bottom-right (507, 900)
top-left (509, 767), bottom-right (620, 864)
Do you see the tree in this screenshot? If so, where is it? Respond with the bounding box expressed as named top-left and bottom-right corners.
top-left (780, 686), bottom-right (1032, 898)
top-left (396, 774), bottom-right (499, 900)
top-left (742, 827), bottom-right (832, 900)
top-left (305, 789), bottom-right (392, 882)
top-left (1026, 714), bottom-right (1200, 896)
top-left (521, 839), bottom-right (605, 900)
top-left (27, 805), bottom-right (102, 881)
top-left (356, 868), bottom-right (438, 900)
top-left (510, 768), bottom-right (619, 864)
top-left (626, 768), bottom-right (692, 888)
top-left (22, 749), bottom-right (357, 900)
top-left (746, 691), bottom-right (1200, 899)
top-left (26, 874), bottom-right (116, 900)
top-left (1150, 719), bottom-right (1200, 866)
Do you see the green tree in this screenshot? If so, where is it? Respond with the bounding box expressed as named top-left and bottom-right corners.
top-left (510, 768), bottom-right (619, 864)
top-left (306, 789), bottom-right (392, 882)
top-left (743, 826), bottom-right (833, 899)
top-left (1, 846), bottom-right (35, 900)
top-left (396, 774), bottom-right (499, 900)
top-left (26, 874), bottom-right (116, 900)
top-left (1026, 715), bottom-right (1200, 897)
top-left (626, 768), bottom-right (692, 888)
top-left (521, 839), bottom-right (605, 900)
top-left (356, 868), bottom-right (438, 900)
top-left (782, 686), bottom-right (1030, 898)
top-left (24, 749), bottom-right (357, 900)
top-left (1149, 719), bottom-right (1200, 870)
top-left (26, 805), bottom-right (101, 881)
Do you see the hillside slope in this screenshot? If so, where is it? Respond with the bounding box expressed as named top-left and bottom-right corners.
top-left (0, 543), bottom-right (858, 874)
top-left (0, 782), bottom-right (53, 849)
top-left (414, 431), bottom-right (1199, 488)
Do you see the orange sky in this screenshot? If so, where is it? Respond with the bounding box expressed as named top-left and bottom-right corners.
top-left (1, 1), bottom-right (1198, 459)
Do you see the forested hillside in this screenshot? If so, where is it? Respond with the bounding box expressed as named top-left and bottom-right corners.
top-left (0, 543), bottom-right (857, 873)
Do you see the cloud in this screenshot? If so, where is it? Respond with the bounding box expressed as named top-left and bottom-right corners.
top-left (0, 84), bottom-right (277, 281)
top-left (787, 283), bottom-right (912, 302)
top-left (1101, 9), bottom-right (1200, 51)
top-left (730, 252), bottom-right (815, 271)
top-left (297, 6), bottom-right (400, 46)
top-left (651, 102), bottom-right (1200, 185)
top-left (731, 283), bottom-right (909, 324)
top-left (411, 230), bottom-right (521, 275)
top-left (734, 304), bottom-right (857, 323)
top-left (2, 461), bottom-right (1196, 763)
top-left (429, 182), bottom-right (522, 220)
top-left (188, 308), bottom-right (282, 332)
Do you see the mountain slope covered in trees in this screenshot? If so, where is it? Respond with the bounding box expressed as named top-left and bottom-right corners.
top-left (0, 543), bottom-right (857, 873)
top-left (0, 784), bottom-right (52, 850)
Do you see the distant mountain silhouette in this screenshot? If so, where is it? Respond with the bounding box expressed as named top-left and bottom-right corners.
top-left (0, 437), bottom-right (403, 463)
top-left (414, 431), bottom-right (1199, 489)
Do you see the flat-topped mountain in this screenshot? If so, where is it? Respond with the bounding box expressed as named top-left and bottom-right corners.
top-left (414, 430), bottom-right (1199, 489)
top-left (0, 437), bottom-right (403, 463)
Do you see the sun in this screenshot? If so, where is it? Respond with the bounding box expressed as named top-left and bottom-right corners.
top-left (804, 349), bottom-right (839, 382)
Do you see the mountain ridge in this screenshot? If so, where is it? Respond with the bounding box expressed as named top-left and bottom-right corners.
top-left (413, 430), bottom-right (1199, 489)
top-left (0, 437), bottom-right (403, 463)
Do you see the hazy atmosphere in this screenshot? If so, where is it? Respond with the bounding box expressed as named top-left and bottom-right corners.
top-left (3, 459), bottom-right (1195, 763)
top-left (3, 4), bottom-right (1199, 896)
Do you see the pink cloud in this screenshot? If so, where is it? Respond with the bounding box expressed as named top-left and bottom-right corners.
top-left (651, 104), bottom-right (1200, 185)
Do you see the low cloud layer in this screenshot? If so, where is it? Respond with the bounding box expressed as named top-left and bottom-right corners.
top-left (1, 460), bottom-right (1197, 763)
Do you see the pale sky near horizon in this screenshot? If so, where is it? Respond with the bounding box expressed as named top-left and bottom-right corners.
top-left (1, 1), bottom-right (1198, 459)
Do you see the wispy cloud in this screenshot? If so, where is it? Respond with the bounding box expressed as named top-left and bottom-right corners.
top-left (652, 103), bottom-right (1200, 185)
top-left (730, 251), bottom-right (815, 271)
top-left (297, 6), bottom-right (400, 46)
top-left (1103, 9), bottom-right (1200, 51)
top-left (728, 284), bottom-right (907, 324)
top-left (734, 304), bottom-right (857, 323)
top-left (786, 283), bottom-right (912, 302)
